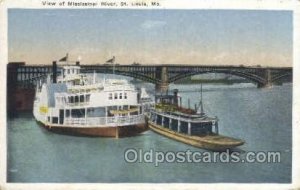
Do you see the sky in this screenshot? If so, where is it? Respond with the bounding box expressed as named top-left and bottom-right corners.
top-left (8, 9), bottom-right (292, 66)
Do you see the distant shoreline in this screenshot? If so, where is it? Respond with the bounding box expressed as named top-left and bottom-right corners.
top-left (130, 78), bottom-right (251, 85)
top-left (173, 78), bottom-right (249, 85)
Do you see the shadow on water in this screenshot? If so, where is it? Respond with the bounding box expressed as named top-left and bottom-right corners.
top-left (7, 110), bottom-right (33, 119)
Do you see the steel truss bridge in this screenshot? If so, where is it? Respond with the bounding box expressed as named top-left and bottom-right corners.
top-left (8, 62), bottom-right (292, 91)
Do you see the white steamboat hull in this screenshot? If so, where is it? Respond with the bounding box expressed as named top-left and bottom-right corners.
top-left (36, 119), bottom-right (148, 138)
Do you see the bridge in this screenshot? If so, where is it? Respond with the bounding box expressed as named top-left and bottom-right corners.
top-left (8, 61), bottom-right (293, 91)
top-left (6, 61), bottom-right (292, 113)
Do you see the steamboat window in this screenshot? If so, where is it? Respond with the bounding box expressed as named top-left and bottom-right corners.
top-left (80, 95), bottom-right (84, 102)
top-left (130, 111), bottom-right (138, 116)
top-left (70, 96), bottom-right (74, 103)
top-left (124, 92), bottom-right (127, 99)
top-left (114, 93), bottom-right (118, 99)
top-left (86, 94), bottom-right (91, 102)
top-left (75, 96), bottom-right (79, 103)
top-left (52, 117), bottom-right (58, 124)
top-left (119, 93), bottom-right (123, 99)
top-left (87, 107), bottom-right (105, 117)
top-left (66, 110), bottom-right (70, 117)
top-left (71, 109), bottom-right (86, 118)
top-left (109, 93), bottom-right (112, 100)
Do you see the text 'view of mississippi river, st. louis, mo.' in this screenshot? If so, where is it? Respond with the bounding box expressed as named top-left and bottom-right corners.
top-left (7, 8), bottom-right (292, 183)
top-left (41, 1), bottom-right (161, 7)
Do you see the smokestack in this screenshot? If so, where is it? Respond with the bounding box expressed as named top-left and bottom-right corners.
top-left (137, 87), bottom-right (141, 103)
top-left (180, 97), bottom-right (182, 108)
top-left (52, 61), bottom-right (57, 83)
top-left (76, 61), bottom-right (80, 66)
top-left (173, 89), bottom-right (178, 106)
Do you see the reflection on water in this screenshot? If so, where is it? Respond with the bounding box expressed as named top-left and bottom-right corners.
top-left (7, 82), bottom-right (292, 183)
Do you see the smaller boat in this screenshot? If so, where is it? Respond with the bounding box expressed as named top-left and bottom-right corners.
top-left (147, 87), bottom-right (244, 151)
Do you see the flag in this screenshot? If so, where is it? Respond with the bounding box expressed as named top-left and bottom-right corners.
top-left (106, 56), bottom-right (115, 64)
top-left (59, 53), bottom-right (68, 62)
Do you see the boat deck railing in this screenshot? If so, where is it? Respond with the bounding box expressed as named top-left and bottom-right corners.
top-left (151, 109), bottom-right (217, 123)
top-left (63, 114), bottom-right (145, 127)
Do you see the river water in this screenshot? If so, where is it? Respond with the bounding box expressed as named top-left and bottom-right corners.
top-left (7, 80), bottom-right (292, 183)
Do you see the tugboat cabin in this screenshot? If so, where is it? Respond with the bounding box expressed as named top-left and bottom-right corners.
top-left (149, 90), bottom-right (219, 136)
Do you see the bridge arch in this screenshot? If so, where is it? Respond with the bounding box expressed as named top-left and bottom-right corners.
top-left (271, 72), bottom-right (292, 83)
top-left (89, 69), bottom-right (159, 84)
top-left (168, 70), bottom-right (267, 86)
top-left (19, 70), bottom-right (159, 87)
top-left (87, 68), bottom-right (268, 86)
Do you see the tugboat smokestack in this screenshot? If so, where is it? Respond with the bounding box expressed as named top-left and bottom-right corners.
top-left (173, 89), bottom-right (178, 106)
top-left (52, 61), bottom-right (57, 83)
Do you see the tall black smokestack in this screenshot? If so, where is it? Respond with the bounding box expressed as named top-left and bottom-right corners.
top-left (173, 89), bottom-right (178, 106)
top-left (52, 61), bottom-right (57, 83)
top-left (76, 61), bottom-right (80, 66)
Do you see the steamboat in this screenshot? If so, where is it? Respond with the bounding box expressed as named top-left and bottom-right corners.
top-left (147, 87), bottom-right (245, 151)
top-left (33, 60), bottom-right (149, 138)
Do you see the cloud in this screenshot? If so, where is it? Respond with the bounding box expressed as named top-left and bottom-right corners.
top-left (141, 20), bottom-right (166, 30)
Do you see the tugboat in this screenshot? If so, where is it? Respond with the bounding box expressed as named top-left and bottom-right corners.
top-left (147, 86), bottom-right (244, 151)
top-left (33, 59), bottom-right (148, 138)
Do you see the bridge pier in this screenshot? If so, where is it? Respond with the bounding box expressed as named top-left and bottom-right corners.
top-left (257, 82), bottom-right (272, 88)
top-left (7, 62), bottom-right (36, 114)
top-left (155, 66), bottom-right (169, 93)
top-left (155, 82), bottom-right (169, 93)
top-left (257, 69), bottom-right (272, 88)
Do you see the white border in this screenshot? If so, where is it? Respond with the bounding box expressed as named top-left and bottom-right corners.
top-left (1, 0), bottom-right (299, 189)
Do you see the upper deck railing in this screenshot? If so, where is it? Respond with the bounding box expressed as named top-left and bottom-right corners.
top-left (62, 114), bottom-right (145, 127)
